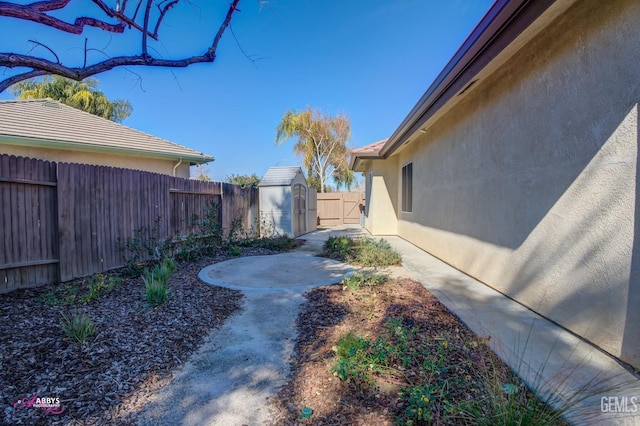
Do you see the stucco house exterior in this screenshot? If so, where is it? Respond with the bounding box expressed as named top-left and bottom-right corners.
top-left (0, 99), bottom-right (213, 178)
top-left (351, 0), bottom-right (640, 370)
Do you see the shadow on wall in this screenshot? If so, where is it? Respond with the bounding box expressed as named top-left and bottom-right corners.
top-left (403, 0), bottom-right (640, 368)
top-left (623, 113), bottom-right (640, 367)
top-left (412, 0), bottom-right (638, 251)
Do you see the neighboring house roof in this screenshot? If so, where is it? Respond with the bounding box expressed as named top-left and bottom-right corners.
top-left (0, 99), bottom-right (213, 164)
top-left (351, 0), bottom-right (575, 171)
top-left (259, 166), bottom-right (304, 187)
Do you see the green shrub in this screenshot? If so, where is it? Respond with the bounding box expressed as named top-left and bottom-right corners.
top-left (353, 238), bottom-right (402, 267)
top-left (226, 245), bottom-right (242, 256)
top-left (60, 311), bottom-right (96, 344)
top-left (323, 236), bottom-right (401, 267)
top-left (324, 236), bottom-right (355, 258)
top-left (341, 271), bottom-right (388, 291)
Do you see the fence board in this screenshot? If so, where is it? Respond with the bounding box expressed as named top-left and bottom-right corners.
top-left (1, 155), bottom-right (256, 292)
top-left (0, 155), bottom-right (59, 291)
top-left (221, 183), bottom-right (259, 236)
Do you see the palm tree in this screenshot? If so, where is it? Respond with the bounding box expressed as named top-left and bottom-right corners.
top-left (275, 107), bottom-right (351, 193)
top-left (10, 76), bottom-right (132, 122)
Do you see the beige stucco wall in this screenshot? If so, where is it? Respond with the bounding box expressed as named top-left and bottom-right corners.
top-left (362, 157), bottom-right (398, 235)
top-left (0, 143), bottom-right (191, 178)
top-left (389, 0), bottom-right (639, 368)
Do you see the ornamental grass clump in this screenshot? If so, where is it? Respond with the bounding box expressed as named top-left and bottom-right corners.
top-left (143, 259), bottom-right (175, 307)
top-left (60, 311), bottom-right (96, 344)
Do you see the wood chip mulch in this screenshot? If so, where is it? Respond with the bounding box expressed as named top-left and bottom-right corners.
top-left (0, 249), bottom-right (282, 425)
top-left (266, 277), bottom-right (540, 426)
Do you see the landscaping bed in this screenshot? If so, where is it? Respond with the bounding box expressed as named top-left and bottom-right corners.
top-left (267, 276), bottom-right (567, 425)
top-left (267, 235), bottom-right (567, 425)
top-left (0, 247), bottom-right (279, 425)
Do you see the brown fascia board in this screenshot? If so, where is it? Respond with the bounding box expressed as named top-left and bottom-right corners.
top-left (349, 152), bottom-right (380, 171)
top-left (379, 0), bottom-right (556, 159)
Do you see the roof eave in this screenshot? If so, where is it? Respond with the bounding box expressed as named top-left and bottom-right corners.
top-left (375, 0), bottom-right (558, 160)
top-left (0, 134), bottom-right (214, 164)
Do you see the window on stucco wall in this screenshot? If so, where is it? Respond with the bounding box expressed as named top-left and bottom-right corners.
top-left (402, 162), bottom-right (412, 213)
top-left (365, 171), bottom-right (372, 217)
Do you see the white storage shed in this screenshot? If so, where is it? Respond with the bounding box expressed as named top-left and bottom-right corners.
top-left (259, 167), bottom-right (315, 237)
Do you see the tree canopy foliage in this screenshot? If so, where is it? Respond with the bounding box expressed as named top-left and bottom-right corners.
top-left (0, 0), bottom-right (241, 93)
top-left (11, 76), bottom-right (132, 122)
top-left (226, 173), bottom-right (261, 188)
top-left (275, 107), bottom-right (352, 193)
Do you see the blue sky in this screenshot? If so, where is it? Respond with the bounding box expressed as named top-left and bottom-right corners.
top-left (0, 0), bottom-right (493, 182)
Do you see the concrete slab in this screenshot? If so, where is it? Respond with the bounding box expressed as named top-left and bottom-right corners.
top-left (199, 253), bottom-right (353, 291)
top-left (137, 250), bottom-right (353, 426)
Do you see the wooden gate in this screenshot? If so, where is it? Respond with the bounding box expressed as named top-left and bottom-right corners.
top-left (316, 192), bottom-right (365, 227)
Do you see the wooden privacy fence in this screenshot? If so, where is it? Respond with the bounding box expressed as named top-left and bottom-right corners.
top-left (0, 155), bottom-right (258, 293)
top-left (317, 192), bottom-right (365, 227)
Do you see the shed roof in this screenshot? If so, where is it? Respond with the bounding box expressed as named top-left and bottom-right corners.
top-left (0, 99), bottom-right (213, 164)
top-left (259, 166), bottom-right (304, 187)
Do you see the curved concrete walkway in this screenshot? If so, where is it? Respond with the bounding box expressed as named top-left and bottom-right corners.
top-left (137, 250), bottom-right (352, 426)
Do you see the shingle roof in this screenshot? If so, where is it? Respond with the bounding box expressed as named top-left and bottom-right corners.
top-left (0, 99), bottom-right (213, 163)
top-left (349, 138), bottom-right (388, 171)
top-left (259, 166), bottom-right (303, 187)
top-left (351, 138), bottom-right (388, 156)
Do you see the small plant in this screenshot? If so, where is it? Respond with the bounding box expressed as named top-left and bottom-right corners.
top-left (162, 256), bottom-right (177, 273)
top-left (116, 216), bottom-right (165, 277)
top-left (330, 332), bottom-right (393, 385)
top-left (341, 271), bottom-right (387, 291)
top-left (398, 385), bottom-right (438, 424)
top-left (36, 273), bottom-right (121, 306)
top-left (144, 273), bottom-right (169, 307)
top-left (60, 311), bottom-right (96, 344)
top-left (334, 332), bottom-right (371, 358)
top-left (143, 261), bottom-right (173, 307)
top-left (226, 244), bottom-right (242, 256)
top-left (79, 273), bottom-right (121, 303)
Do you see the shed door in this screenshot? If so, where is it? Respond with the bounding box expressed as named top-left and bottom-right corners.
top-left (294, 184), bottom-right (307, 236)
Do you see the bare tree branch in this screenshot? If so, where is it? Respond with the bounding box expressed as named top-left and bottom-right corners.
top-left (152, 0), bottom-right (179, 38)
top-left (0, 1), bottom-right (126, 34)
top-left (0, 0), bottom-right (242, 93)
top-left (27, 39), bottom-right (60, 63)
top-left (141, 0), bottom-right (152, 57)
